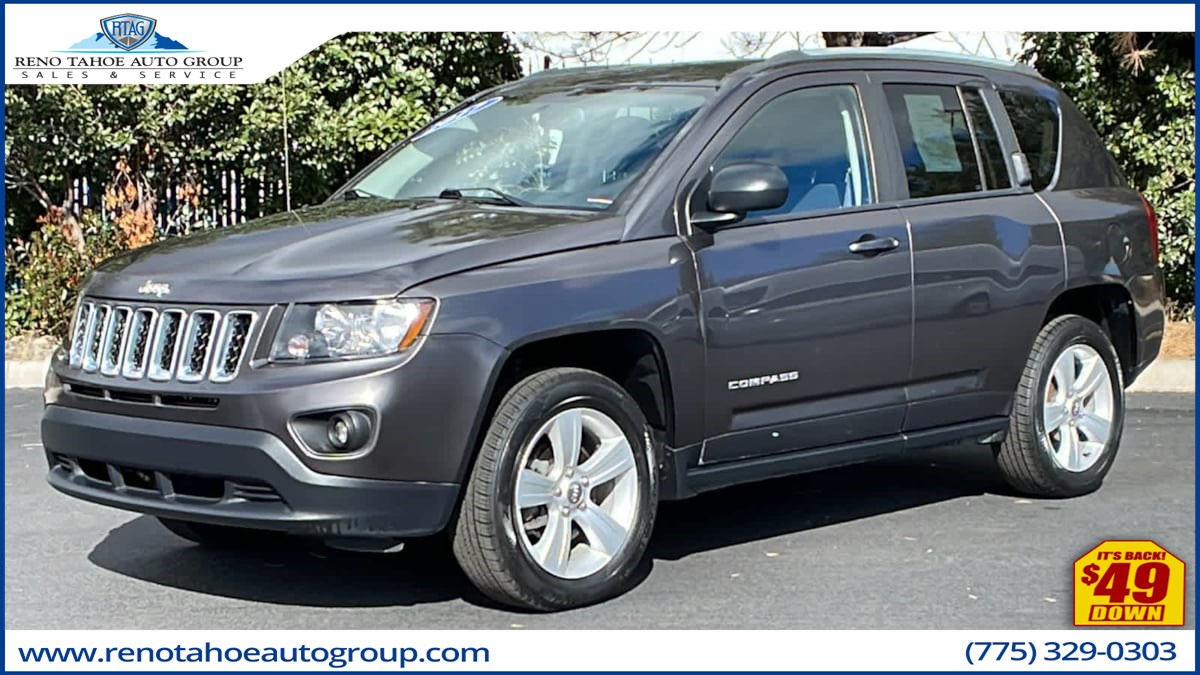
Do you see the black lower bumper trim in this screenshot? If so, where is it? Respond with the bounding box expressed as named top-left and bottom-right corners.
top-left (42, 405), bottom-right (459, 538)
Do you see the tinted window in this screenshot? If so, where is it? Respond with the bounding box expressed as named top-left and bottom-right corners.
top-left (999, 89), bottom-right (1060, 190)
top-left (884, 84), bottom-right (982, 198)
top-left (711, 85), bottom-right (872, 217)
top-left (961, 88), bottom-right (1011, 190)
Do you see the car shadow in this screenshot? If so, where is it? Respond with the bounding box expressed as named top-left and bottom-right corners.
top-left (87, 441), bottom-right (1012, 609)
top-left (88, 521), bottom-right (475, 608)
top-left (650, 441), bottom-right (1011, 560)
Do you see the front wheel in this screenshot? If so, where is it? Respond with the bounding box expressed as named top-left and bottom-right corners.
top-left (452, 367), bottom-right (658, 611)
top-left (995, 314), bottom-right (1125, 497)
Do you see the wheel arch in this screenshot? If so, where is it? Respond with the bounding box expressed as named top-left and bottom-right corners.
top-left (454, 326), bottom-right (677, 486)
top-left (1042, 282), bottom-right (1138, 382)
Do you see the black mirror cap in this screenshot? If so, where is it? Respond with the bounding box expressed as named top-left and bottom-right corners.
top-left (708, 162), bottom-right (789, 215)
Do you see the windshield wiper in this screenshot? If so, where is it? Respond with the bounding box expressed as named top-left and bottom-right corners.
top-left (438, 187), bottom-right (530, 207)
top-left (342, 187), bottom-right (387, 201)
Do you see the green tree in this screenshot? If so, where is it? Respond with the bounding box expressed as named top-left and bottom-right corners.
top-left (1022, 32), bottom-right (1195, 314)
top-left (4, 32), bottom-right (521, 245)
top-left (5, 32), bottom-right (521, 337)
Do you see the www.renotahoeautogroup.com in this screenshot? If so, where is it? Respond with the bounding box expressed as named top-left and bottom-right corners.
top-left (13, 55), bottom-right (244, 80)
top-left (17, 643), bottom-right (491, 669)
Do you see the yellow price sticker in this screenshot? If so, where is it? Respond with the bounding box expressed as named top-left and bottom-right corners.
top-left (1074, 540), bottom-right (1186, 626)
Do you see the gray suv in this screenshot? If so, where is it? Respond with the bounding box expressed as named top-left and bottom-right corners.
top-left (42, 49), bottom-right (1164, 611)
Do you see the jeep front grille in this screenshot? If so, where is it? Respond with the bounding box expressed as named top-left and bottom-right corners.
top-left (68, 300), bottom-right (258, 383)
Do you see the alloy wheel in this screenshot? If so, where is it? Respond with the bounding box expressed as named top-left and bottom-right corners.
top-left (1042, 344), bottom-right (1114, 472)
top-left (513, 407), bottom-right (639, 579)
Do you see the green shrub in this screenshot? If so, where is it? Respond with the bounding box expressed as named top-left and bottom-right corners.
top-left (1023, 32), bottom-right (1195, 315)
top-left (5, 211), bottom-right (124, 341)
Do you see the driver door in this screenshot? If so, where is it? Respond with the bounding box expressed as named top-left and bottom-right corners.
top-left (679, 73), bottom-right (915, 464)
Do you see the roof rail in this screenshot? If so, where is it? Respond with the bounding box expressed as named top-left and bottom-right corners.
top-left (522, 66), bottom-right (573, 79)
top-left (765, 46), bottom-right (1040, 76)
top-left (765, 49), bottom-right (804, 63)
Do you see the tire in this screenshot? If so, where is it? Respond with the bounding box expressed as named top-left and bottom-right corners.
top-left (995, 314), bottom-right (1126, 497)
top-left (452, 367), bottom-right (658, 611)
top-left (157, 517), bottom-right (284, 548)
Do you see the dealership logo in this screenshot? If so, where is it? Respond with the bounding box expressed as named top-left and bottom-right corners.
top-left (66, 13), bottom-right (189, 52)
top-left (13, 12), bottom-right (243, 81)
top-left (100, 14), bottom-right (158, 51)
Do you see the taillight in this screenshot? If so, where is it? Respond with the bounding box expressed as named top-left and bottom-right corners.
top-left (1139, 193), bottom-right (1159, 261)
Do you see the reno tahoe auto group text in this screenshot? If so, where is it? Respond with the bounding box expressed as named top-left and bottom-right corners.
top-left (14, 56), bottom-right (243, 80)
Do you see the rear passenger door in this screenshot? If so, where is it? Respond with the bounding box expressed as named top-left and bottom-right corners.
top-left (680, 73), bottom-right (914, 463)
top-left (867, 71), bottom-right (1065, 431)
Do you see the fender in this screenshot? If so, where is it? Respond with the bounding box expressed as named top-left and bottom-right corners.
top-left (409, 236), bottom-right (708, 461)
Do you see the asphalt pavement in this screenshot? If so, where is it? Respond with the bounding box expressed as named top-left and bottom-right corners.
top-left (5, 389), bottom-right (1194, 629)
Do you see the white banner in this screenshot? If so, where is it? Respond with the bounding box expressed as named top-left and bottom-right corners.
top-left (4, 3), bottom-right (1196, 85)
top-left (5, 630), bottom-right (1196, 671)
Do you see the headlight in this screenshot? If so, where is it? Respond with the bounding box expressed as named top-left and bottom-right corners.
top-left (270, 298), bottom-right (435, 362)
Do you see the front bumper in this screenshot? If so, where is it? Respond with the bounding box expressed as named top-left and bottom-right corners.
top-left (42, 405), bottom-right (459, 538)
top-left (45, 333), bottom-right (506, 483)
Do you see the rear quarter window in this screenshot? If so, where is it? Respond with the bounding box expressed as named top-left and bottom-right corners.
top-left (999, 89), bottom-right (1060, 190)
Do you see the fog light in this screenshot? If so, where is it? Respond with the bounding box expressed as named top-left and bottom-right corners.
top-left (291, 409), bottom-right (375, 457)
top-left (328, 416), bottom-right (351, 448)
top-left (325, 410), bottom-right (371, 453)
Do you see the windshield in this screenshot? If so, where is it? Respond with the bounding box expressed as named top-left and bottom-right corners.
top-left (349, 86), bottom-right (711, 210)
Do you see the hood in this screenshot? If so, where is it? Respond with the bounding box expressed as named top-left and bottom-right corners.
top-left (85, 199), bottom-right (624, 304)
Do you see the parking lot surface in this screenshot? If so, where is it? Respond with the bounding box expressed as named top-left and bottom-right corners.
top-left (6, 390), bottom-right (1194, 629)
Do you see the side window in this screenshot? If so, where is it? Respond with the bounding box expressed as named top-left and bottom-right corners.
top-left (883, 84), bottom-right (982, 198)
top-left (961, 88), bottom-right (1012, 190)
top-left (711, 85), bottom-right (872, 218)
top-left (999, 89), bottom-right (1060, 190)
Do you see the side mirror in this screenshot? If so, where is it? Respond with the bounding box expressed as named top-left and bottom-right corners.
top-left (1011, 152), bottom-right (1034, 187)
top-left (691, 162), bottom-right (789, 230)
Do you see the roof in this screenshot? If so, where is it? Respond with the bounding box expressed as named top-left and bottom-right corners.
top-left (768, 47), bottom-right (1041, 76)
top-left (509, 60), bottom-right (756, 93)
top-left (508, 46), bottom-right (1040, 94)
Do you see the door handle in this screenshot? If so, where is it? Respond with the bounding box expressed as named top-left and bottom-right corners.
top-left (848, 236), bottom-right (900, 255)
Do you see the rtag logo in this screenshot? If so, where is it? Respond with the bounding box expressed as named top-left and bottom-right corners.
top-left (100, 14), bottom-right (157, 51)
top-left (65, 13), bottom-right (188, 52)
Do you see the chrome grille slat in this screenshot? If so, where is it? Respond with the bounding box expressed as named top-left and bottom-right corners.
top-left (68, 298), bottom-right (258, 383)
top-left (100, 307), bottom-right (132, 376)
top-left (177, 311), bottom-right (219, 382)
top-left (210, 312), bottom-right (257, 383)
top-left (81, 304), bottom-right (110, 372)
top-left (148, 310), bottom-right (186, 381)
top-left (68, 302), bottom-right (94, 368)
top-left (121, 308), bottom-right (157, 379)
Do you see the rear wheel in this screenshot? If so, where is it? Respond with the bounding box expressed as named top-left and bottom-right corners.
top-left (157, 517), bottom-right (284, 548)
top-left (995, 315), bottom-right (1125, 497)
top-left (452, 367), bottom-right (658, 611)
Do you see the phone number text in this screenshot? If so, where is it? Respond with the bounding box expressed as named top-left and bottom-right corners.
top-left (964, 641), bottom-right (1177, 665)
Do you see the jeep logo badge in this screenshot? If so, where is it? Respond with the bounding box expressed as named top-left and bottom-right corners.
top-left (566, 482), bottom-right (584, 505)
top-left (137, 280), bottom-right (171, 297)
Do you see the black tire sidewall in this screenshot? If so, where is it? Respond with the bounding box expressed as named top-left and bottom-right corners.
top-left (1029, 317), bottom-right (1126, 493)
top-left (488, 372), bottom-right (657, 608)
